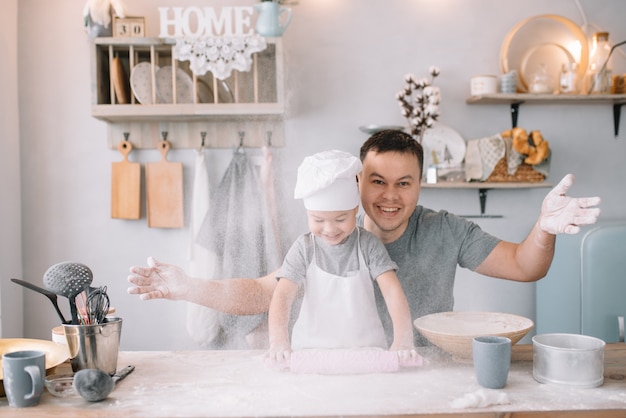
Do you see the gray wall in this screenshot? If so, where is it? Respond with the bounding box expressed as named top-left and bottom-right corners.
top-left (0, 0), bottom-right (22, 337)
top-left (2, 0), bottom-right (625, 349)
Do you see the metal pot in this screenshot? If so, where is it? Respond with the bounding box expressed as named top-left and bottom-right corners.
top-left (532, 333), bottom-right (605, 388)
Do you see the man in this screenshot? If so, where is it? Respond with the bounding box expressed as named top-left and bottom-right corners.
top-left (128, 130), bottom-right (601, 346)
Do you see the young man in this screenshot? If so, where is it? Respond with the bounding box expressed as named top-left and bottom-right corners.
top-left (128, 130), bottom-right (601, 346)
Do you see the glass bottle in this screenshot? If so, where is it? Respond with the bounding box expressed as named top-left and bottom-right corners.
top-left (586, 32), bottom-right (612, 94)
top-left (529, 63), bottom-right (554, 94)
top-left (559, 62), bottom-right (579, 94)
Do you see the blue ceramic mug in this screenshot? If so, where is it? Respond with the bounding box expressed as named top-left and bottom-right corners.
top-left (2, 350), bottom-right (46, 407)
top-left (472, 336), bottom-right (511, 389)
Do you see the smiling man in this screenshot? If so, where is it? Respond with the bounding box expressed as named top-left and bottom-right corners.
top-left (128, 130), bottom-right (601, 346)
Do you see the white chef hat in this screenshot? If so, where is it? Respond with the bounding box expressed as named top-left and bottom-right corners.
top-left (294, 150), bottom-right (362, 211)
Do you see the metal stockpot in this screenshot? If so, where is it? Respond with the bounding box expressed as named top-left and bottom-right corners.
top-left (532, 333), bottom-right (605, 388)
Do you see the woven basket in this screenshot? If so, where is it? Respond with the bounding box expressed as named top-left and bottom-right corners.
top-left (486, 158), bottom-right (545, 183)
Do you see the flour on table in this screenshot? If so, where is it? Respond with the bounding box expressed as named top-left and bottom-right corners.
top-left (451, 389), bottom-right (510, 409)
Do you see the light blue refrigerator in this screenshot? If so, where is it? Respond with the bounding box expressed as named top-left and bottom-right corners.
top-left (536, 220), bottom-right (626, 342)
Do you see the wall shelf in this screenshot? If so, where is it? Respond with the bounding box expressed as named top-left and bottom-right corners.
top-left (90, 37), bottom-right (285, 149)
top-left (421, 181), bottom-right (552, 218)
top-left (466, 93), bottom-right (626, 135)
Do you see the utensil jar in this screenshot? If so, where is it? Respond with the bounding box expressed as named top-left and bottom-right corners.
top-left (62, 317), bottom-right (122, 375)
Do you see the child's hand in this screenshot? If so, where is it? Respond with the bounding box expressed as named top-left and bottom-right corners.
top-left (390, 343), bottom-right (424, 367)
top-left (265, 343), bottom-right (292, 370)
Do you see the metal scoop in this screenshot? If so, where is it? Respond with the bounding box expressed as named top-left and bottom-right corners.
top-left (74, 365), bottom-right (135, 402)
top-left (43, 262), bottom-right (93, 325)
top-left (10, 278), bottom-right (68, 324)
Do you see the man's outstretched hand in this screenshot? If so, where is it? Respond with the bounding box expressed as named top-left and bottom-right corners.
top-left (539, 174), bottom-right (601, 235)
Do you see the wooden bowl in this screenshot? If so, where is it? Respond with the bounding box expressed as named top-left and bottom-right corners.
top-left (414, 311), bottom-right (534, 361)
top-left (0, 338), bottom-right (69, 397)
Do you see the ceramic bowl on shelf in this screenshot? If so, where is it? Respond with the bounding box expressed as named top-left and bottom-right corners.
top-left (414, 311), bottom-right (534, 361)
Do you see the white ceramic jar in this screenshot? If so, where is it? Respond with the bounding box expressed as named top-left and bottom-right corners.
top-left (470, 75), bottom-right (498, 96)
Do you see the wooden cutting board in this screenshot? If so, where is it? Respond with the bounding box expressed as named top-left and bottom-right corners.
top-left (146, 140), bottom-right (184, 228)
top-left (111, 139), bottom-right (141, 219)
top-left (111, 56), bottom-right (130, 104)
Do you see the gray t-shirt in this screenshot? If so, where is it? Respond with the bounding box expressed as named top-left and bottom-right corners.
top-left (358, 205), bottom-right (501, 346)
top-left (276, 227), bottom-right (398, 286)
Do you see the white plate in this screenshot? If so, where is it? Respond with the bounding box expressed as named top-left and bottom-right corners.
top-left (520, 43), bottom-right (575, 91)
top-left (197, 79), bottom-right (214, 103)
top-left (358, 125), bottom-right (406, 134)
top-left (156, 66), bottom-right (194, 104)
top-left (500, 14), bottom-right (589, 93)
top-left (196, 78), bottom-right (234, 103)
top-left (130, 62), bottom-right (158, 104)
top-left (217, 79), bottom-right (234, 103)
top-left (421, 124), bottom-right (466, 169)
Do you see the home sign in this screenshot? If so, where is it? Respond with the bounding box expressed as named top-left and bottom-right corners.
top-left (158, 6), bottom-right (254, 37)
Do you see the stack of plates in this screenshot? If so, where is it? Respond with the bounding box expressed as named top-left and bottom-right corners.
top-left (155, 66), bottom-right (194, 104)
top-left (130, 62), bottom-right (235, 104)
top-left (500, 14), bottom-right (589, 93)
top-left (130, 62), bottom-right (158, 104)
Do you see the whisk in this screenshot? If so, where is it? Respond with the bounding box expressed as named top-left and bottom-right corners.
top-left (86, 286), bottom-right (110, 325)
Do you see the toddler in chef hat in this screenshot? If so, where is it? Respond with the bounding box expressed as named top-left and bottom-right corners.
top-left (266, 150), bottom-right (418, 370)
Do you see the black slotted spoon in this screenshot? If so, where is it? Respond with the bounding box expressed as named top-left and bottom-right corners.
top-left (43, 262), bottom-right (93, 325)
top-left (10, 278), bottom-right (69, 324)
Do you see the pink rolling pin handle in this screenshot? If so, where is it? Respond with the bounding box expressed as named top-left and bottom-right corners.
top-left (289, 349), bottom-right (424, 374)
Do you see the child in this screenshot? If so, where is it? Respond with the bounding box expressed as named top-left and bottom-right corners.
top-left (266, 150), bottom-right (416, 368)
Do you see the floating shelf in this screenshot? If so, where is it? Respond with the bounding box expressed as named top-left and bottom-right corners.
top-left (421, 181), bottom-right (552, 218)
top-left (466, 93), bottom-right (626, 135)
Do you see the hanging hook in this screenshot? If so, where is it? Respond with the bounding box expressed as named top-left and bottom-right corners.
top-left (266, 131), bottom-right (272, 147)
top-left (123, 132), bottom-right (130, 141)
top-left (161, 131), bottom-right (168, 141)
top-left (200, 131), bottom-right (206, 148)
top-left (235, 131), bottom-right (245, 153)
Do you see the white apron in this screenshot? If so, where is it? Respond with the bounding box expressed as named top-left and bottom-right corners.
top-left (291, 231), bottom-right (388, 349)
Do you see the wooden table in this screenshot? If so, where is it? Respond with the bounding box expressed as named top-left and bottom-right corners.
top-left (1, 344), bottom-right (626, 417)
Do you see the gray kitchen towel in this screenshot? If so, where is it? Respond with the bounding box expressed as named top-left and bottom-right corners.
top-left (196, 150), bottom-right (281, 349)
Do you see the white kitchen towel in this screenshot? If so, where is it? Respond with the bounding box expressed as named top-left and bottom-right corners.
top-left (260, 145), bottom-right (283, 269)
top-left (186, 148), bottom-right (220, 347)
top-left (465, 134), bottom-right (505, 181)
